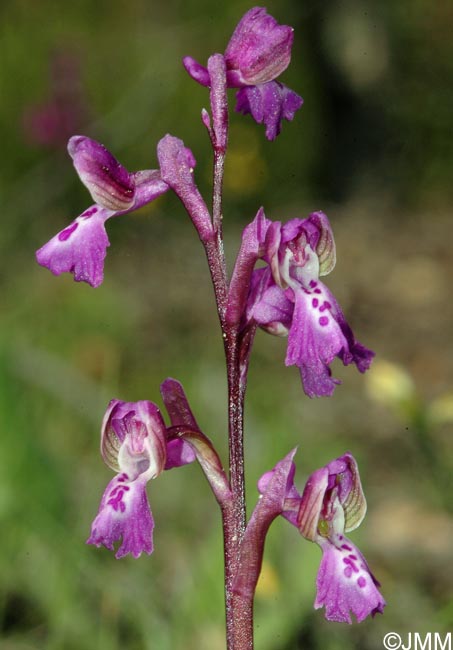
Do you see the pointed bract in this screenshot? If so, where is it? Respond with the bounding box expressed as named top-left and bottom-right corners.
top-left (227, 207), bottom-right (272, 327)
top-left (160, 378), bottom-right (199, 470)
top-left (234, 449), bottom-right (298, 598)
top-left (256, 450), bottom-right (301, 527)
top-left (157, 135), bottom-right (213, 242)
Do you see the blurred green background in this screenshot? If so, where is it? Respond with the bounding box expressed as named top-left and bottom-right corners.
top-left (1, 0), bottom-right (452, 648)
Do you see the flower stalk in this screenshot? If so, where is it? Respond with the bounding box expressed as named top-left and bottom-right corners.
top-left (204, 55), bottom-right (254, 647)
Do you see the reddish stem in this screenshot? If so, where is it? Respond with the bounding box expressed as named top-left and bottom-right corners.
top-left (202, 55), bottom-right (255, 649)
top-left (223, 330), bottom-right (254, 650)
top-left (203, 216), bottom-right (254, 650)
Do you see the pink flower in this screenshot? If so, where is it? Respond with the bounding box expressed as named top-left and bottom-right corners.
top-left (182, 7), bottom-right (303, 140)
top-left (238, 450), bottom-right (385, 623)
top-left (36, 136), bottom-right (168, 287)
top-left (88, 397), bottom-right (195, 558)
top-left (299, 454), bottom-right (385, 622)
top-left (239, 209), bottom-right (374, 397)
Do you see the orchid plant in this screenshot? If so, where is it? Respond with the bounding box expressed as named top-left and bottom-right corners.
top-left (36, 7), bottom-right (385, 649)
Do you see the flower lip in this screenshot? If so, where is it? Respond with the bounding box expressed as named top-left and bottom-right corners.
top-left (35, 205), bottom-right (111, 288)
top-left (315, 534), bottom-right (386, 623)
top-left (235, 81), bottom-right (303, 141)
top-left (87, 473), bottom-right (154, 559)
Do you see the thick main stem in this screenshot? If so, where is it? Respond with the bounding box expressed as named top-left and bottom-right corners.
top-left (223, 331), bottom-right (253, 650)
top-left (204, 179), bottom-right (254, 649)
top-left (204, 53), bottom-right (254, 649)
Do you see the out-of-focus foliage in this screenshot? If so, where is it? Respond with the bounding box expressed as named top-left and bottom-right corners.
top-left (0, 0), bottom-right (452, 649)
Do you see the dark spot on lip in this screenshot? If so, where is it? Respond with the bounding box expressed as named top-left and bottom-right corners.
top-left (58, 222), bottom-right (78, 241)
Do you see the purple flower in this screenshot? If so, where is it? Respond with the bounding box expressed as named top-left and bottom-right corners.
top-left (88, 472), bottom-right (155, 559)
top-left (88, 398), bottom-right (195, 559)
top-left (259, 452), bottom-right (386, 623)
top-left (297, 454), bottom-right (386, 623)
top-left (36, 136), bottom-right (169, 287)
top-left (243, 209), bottom-right (374, 397)
top-left (235, 81), bottom-right (303, 141)
top-left (223, 6), bottom-right (294, 86)
top-left (183, 7), bottom-right (303, 140)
